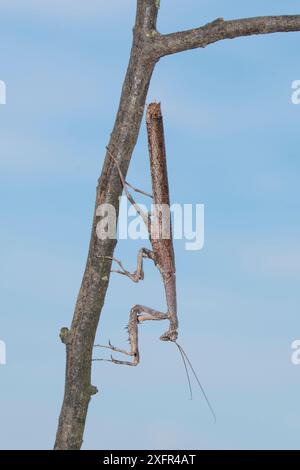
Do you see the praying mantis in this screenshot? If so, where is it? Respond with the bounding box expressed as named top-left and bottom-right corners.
top-left (95, 102), bottom-right (215, 421)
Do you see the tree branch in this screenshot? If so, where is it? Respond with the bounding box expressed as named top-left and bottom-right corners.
top-left (135, 0), bottom-right (159, 33)
top-left (54, 0), bottom-right (159, 451)
top-left (54, 0), bottom-right (300, 450)
top-left (155, 15), bottom-right (300, 56)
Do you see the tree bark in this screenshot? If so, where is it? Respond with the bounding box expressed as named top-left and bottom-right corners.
top-left (154, 15), bottom-right (300, 56)
top-left (54, 0), bottom-right (300, 450)
top-left (54, 0), bottom-right (158, 450)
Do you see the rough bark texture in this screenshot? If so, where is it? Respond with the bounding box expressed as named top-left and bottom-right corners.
top-left (154, 15), bottom-right (300, 56)
top-left (54, 0), bottom-right (300, 450)
top-left (54, 0), bottom-right (158, 450)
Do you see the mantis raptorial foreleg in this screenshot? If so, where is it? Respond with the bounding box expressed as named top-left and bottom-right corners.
top-left (104, 248), bottom-right (155, 283)
top-left (94, 305), bottom-right (168, 366)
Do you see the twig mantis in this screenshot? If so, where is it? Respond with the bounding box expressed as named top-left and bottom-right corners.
top-left (95, 103), bottom-right (215, 421)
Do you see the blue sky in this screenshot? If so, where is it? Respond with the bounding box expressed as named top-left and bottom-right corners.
top-left (1, 0), bottom-right (300, 450)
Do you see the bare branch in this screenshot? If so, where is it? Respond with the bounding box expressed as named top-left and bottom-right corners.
top-left (155, 15), bottom-right (300, 56)
top-left (135, 0), bottom-right (159, 33)
top-left (54, 0), bottom-right (159, 451)
top-left (54, 0), bottom-right (300, 450)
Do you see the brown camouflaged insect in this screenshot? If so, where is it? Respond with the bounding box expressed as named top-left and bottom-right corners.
top-left (95, 103), bottom-right (215, 422)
